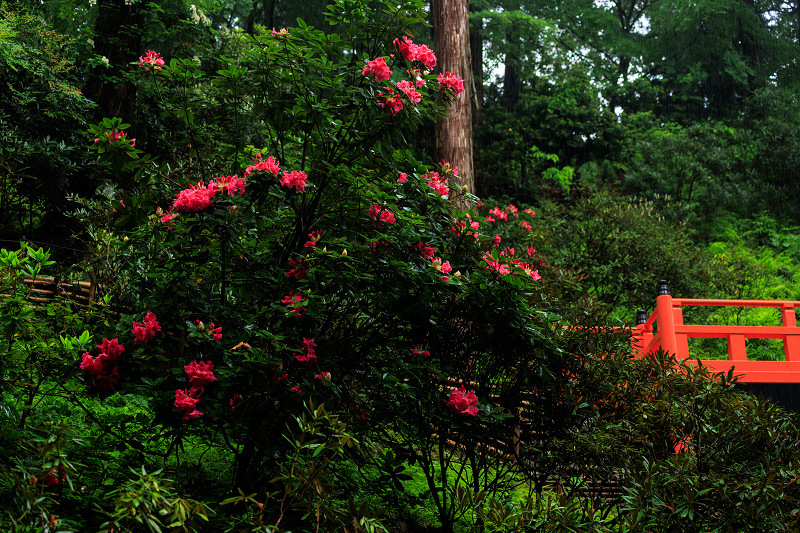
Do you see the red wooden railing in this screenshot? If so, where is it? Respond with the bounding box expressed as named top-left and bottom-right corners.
top-left (632, 281), bottom-right (800, 383)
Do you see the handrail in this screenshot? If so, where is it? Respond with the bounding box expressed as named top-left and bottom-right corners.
top-left (631, 281), bottom-right (800, 383)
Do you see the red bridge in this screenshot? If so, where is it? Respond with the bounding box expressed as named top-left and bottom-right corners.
top-left (632, 281), bottom-right (800, 383)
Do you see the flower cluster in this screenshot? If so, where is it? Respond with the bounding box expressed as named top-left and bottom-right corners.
top-left (287, 257), bottom-right (309, 279)
top-left (282, 292), bottom-right (307, 317)
top-left (446, 385), bottom-right (481, 416)
top-left (171, 180), bottom-right (218, 212)
top-left (132, 311), bottom-right (160, 345)
top-left (362, 57), bottom-right (392, 82)
top-left (396, 80), bottom-right (422, 104)
top-left (304, 230), bottom-right (323, 248)
top-left (185, 360), bottom-right (217, 391)
top-left (410, 240), bottom-right (435, 260)
top-left (242, 153), bottom-right (307, 192)
top-left (295, 337), bottom-right (317, 365)
top-left (409, 345), bottom-right (431, 357)
top-left (138, 49), bottom-right (165, 71)
top-left (425, 170), bottom-right (449, 198)
top-left (377, 87), bottom-right (404, 115)
top-left (280, 170), bottom-right (308, 192)
top-left (175, 360), bottom-right (216, 420)
top-left (438, 71), bottom-right (464, 96)
top-left (483, 249), bottom-right (541, 280)
top-left (94, 130), bottom-right (135, 145)
top-left (487, 206), bottom-right (509, 222)
top-left (368, 204), bottom-right (396, 225)
top-left (393, 37), bottom-right (437, 69)
top-left (217, 175), bottom-right (247, 196)
top-left (243, 153), bottom-right (280, 178)
top-left (431, 256), bottom-right (453, 281)
top-left (169, 175), bottom-right (247, 213)
top-left (80, 338), bottom-right (125, 394)
top-left (196, 320), bottom-right (222, 342)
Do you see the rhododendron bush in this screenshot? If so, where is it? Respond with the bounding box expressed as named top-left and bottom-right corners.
top-left (0, 2), bottom-right (646, 532)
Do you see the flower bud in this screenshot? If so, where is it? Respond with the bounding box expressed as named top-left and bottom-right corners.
top-left (342, 249), bottom-right (348, 257)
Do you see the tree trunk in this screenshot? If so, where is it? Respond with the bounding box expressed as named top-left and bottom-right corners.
top-left (84, 0), bottom-right (141, 123)
top-left (433, 0), bottom-right (474, 196)
top-left (503, 0), bottom-right (521, 110)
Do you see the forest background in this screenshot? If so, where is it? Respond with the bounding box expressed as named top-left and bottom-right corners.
top-left (4, 0), bottom-right (800, 531)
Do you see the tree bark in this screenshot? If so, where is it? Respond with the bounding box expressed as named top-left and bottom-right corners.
top-left (84, 0), bottom-right (141, 123)
top-left (433, 0), bottom-right (474, 196)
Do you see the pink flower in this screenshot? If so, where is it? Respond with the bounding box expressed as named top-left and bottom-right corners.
top-left (393, 37), bottom-right (436, 69)
top-left (138, 50), bottom-right (165, 71)
top-left (295, 337), bottom-right (317, 365)
top-left (80, 339), bottom-right (124, 393)
top-left (438, 71), bottom-right (464, 95)
top-left (493, 233), bottom-right (501, 246)
top-left (272, 27), bottom-right (289, 36)
top-left (446, 385), bottom-right (481, 416)
top-left (520, 221), bottom-right (532, 232)
top-left (160, 213), bottom-right (174, 224)
top-left (431, 257), bottom-right (452, 274)
top-left (244, 154), bottom-right (280, 178)
top-left (304, 230), bottom-right (323, 248)
top-left (415, 44), bottom-right (436, 69)
top-left (396, 80), bottom-right (422, 104)
top-left (526, 246), bottom-right (536, 257)
top-left (362, 57), bottom-right (392, 82)
top-left (291, 385), bottom-right (303, 394)
top-left (175, 388), bottom-right (203, 420)
top-left (43, 467), bottom-right (66, 488)
top-left (377, 87), bottom-right (403, 115)
top-left (407, 68), bottom-right (426, 87)
top-left (368, 204), bottom-right (396, 225)
top-left (132, 311), bottom-right (161, 345)
top-left (208, 322), bottom-right (222, 342)
top-left (280, 170), bottom-right (308, 192)
top-left (172, 180), bottom-right (218, 212)
top-left (282, 292), bottom-right (307, 317)
top-left (216, 175), bottom-right (247, 196)
top-left (507, 204), bottom-right (519, 217)
top-left (97, 338), bottom-right (125, 364)
top-left (425, 171), bottom-right (449, 198)
top-left (410, 240), bottom-right (435, 260)
top-left (483, 252), bottom-right (512, 276)
top-left (393, 37), bottom-right (416, 62)
top-left (184, 360), bottom-right (217, 389)
top-left (397, 172), bottom-right (408, 183)
top-left (524, 208), bottom-right (536, 216)
top-left (410, 345), bottom-right (430, 357)
top-left (314, 371), bottom-right (331, 382)
top-left (287, 258), bottom-right (309, 279)
top-left (489, 206), bottom-right (508, 221)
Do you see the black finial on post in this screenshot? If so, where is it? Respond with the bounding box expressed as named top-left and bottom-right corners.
top-left (636, 309), bottom-right (648, 325)
top-left (657, 280), bottom-right (670, 296)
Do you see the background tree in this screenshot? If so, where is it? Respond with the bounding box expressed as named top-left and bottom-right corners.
top-left (434, 0), bottom-right (474, 194)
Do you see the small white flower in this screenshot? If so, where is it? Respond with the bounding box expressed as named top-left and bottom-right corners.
top-left (100, 56), bottom-right (109, 66)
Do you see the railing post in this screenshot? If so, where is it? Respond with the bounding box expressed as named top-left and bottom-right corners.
top-left (632, 309), bottom-right (651, 357)
top-left (727, 334), bottom-right (747, 361)
top-left (782, 303), bottom-right (800, 361)
top-left (656, 280), bottom-right (678, 357)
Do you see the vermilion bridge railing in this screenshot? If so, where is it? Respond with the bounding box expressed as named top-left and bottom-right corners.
top-left (632, 281), bottom-right (800, 383)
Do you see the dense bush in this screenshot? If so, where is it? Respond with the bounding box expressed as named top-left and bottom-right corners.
top-left (4, 2), bottom-right (800, 532)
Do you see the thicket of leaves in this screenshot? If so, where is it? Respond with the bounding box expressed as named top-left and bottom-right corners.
top-left (4, 1), bottom-right (800, 532)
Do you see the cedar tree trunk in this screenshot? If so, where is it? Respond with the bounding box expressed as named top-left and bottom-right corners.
top-left (433, 0), bottom-right (474, 195)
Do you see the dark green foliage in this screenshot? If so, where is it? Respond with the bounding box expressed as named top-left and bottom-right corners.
top-left (532, 191), bottom-right (716, 319)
